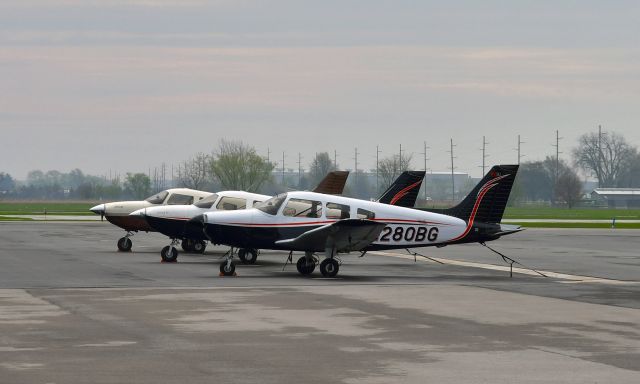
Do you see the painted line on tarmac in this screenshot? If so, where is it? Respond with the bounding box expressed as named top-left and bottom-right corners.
top-left (370, 251), bottom-right (640, 286)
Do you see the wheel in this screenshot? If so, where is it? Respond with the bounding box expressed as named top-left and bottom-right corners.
top-left (220, 261), bottom-right (236, 276)
top-left (192, 241), bottom-right (206, 254)
top-left (239, 248), bottom-right (257, 264)
top-left (320, 258), bottom-right (339, 278)
top-left (181, 239), bottom-right (194, 252)
top-left (296, 257), bottom-right (315, 275)
top-left (161, 246), bottom-right (178, 262)
top-left (117, 237), bottom-right (132, 252)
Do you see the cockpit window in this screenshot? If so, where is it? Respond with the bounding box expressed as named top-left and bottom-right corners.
top-left (145, 190), bottom-right (169, 204)
top-left (216, 196), bottom-right (247, 211)
top-left (357, 208), bottom-right (375, 219)
top-left (167, 193), bottom-right (194, 205)
top-left (194, 194), bottom-right (219, 209)
top-left (282, 198), bottom-right (323, 218)
top-left (255, 194), bottom-right (286, 215)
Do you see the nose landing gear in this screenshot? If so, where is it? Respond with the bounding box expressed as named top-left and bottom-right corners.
top-left (117, 232), bottom-right (134, 252)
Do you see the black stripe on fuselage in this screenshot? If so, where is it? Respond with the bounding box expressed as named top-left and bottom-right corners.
top-left (144, 215), bottom-right (208, 241)
top-left (203, 222), bottom-right (453, 252)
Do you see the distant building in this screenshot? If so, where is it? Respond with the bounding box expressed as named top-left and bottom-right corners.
top-left (591, 188), bottom-right (640, 208)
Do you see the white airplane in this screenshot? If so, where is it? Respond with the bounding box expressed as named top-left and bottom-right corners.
top-left (89, 188), bottom-right (212, 252)
top-left (129, 171), bottom-right (351, 262)
top-left (132, 170), bottom-right (426, 263)
top-left (188, 165), bottom-right (521, 277)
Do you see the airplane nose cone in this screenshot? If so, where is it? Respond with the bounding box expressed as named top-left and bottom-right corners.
top-left (130, 208), bottom-right (146, 217)
top-left (89, 204), bottom-right (105, 215)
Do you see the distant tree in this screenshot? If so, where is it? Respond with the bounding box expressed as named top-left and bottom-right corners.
top-left (573, 131), bottom-right (637, 187)
top-left (0, 172), bottom-right (15, 195)
top-left (124, 173), bottom-right (151, 199)
top-left (309, 152), bottom-right (336, 187)
top-left (617, 152), bottom-right (640, 188)
top-left (378, 153), bottom-right (412, 191)
top-left (555, 168), bottom-right (583, 208)
top-left (27, 170), bottom-right (45, 186)
top-left (178, 153), bottom-right (210, 190)
top-left (210, 140), bottom-right (274, 192)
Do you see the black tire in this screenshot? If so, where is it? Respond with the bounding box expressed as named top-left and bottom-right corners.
top-left (181, 239), bottom-right (194, 252)
top-left (242, 248), bottom-right (258, 264)
top-left (319, 258), bottom-right (339, 278)
top-left (238, 248), bottom-right (247, 263)
top-left (220, 261), bottom-right (236, 276)
top-left (296, 257), bottom-right (315, 275)
top-left (161, 246), bottom-right (178, 263)
top-left (117, 237), bottom-right (132, 252)
top-left (192, 241), bottom-right (206, 254)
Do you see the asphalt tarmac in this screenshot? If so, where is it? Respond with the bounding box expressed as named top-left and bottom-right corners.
top-left (0, 222), bottom-right (639, 383)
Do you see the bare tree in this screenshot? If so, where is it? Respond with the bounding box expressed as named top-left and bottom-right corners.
top-left (573, 131), bottom-right (636, 187)
top-left (309, 152), bottom-right (336, 186)
top-left (179, 153), bottom-right (210, 190)
top-left (378, 153), bottom-right (412, 189)
top-left (210, 140), bottom-right (274, 192)
top-left (555, 168), bottom-right (583, 208)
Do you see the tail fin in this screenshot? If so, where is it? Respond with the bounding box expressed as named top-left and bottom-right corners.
top-left (312, 171), bottom-right (350, 195)
top-left (377, 171), bottom-right (426, 207)
top-left (426, 165), bottom-right (519, 224)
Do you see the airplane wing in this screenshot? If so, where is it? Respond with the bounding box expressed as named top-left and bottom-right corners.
top-left (275, 219), bottom-right (387, 253)
top-left (312, 171), bottom-right (350, 195)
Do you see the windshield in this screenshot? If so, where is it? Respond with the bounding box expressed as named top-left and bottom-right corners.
top-left (145, 190), bottom-right (169, 204)
top-left (255, 194), bottom-right (286, 215)
top-left (194, 193), bottom-right (218, 209)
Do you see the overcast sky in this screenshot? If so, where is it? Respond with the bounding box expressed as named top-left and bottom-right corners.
top-left (2, 0), bottom-right (639, 180)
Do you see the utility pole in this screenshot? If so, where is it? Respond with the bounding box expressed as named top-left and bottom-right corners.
top-left (515, 135), bottom-right (525, 165)
top-left (334, 150), bottom-right (338, 170)
top-left (354, 147), bottom-right (359, 186)
top-left (598, 124), bottom-right (604, 187)
top-left (281, 151), bottom-right (285, 185)
top-left (552, 130), bottom-right (563, 200)
top-left (399, 144), bottom-right (403, 169)
top-left (421, 141), bottom-right (430, 202)
top-left (376, 145), bottom-right (382, 194)
top-left (266, 147), bottom-right (271, 164)
top-left (448, 138), bottom-right (456, 203)
top-left (297, 152), bottom-right (302, 186)
top-left (479, 136), bottom-right (489, 176)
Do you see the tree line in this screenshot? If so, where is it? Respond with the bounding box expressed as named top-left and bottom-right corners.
top-left (2, 131), bottom-right (639, 205)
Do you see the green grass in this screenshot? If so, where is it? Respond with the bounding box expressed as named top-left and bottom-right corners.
top-left (503, 207), bottom-right (640, 220)
top-left (510, 221), bottom-right (640, 229)
top-left (0, 202), bottom-right (96, 216)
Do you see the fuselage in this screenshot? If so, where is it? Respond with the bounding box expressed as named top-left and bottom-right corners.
top-left (198, 191), bottom-right (471, 252)
top-left (90, 188), bottom-right (212, 232)
top-left (133, 190), bottom-right (270, 240)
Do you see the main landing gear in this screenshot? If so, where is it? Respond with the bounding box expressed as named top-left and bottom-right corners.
top-left (161, 239), bottom-right (180, 263)
top-left (238, 248), bottom-right (258, 264)
top-left (181, 239), bottom-right (207, 254)
top-left (117, 232), bottom-right (134, 252)
top-left (218, 247), bottom-right (258, 276)
top-left (291, 248), bottom-right (340, 278)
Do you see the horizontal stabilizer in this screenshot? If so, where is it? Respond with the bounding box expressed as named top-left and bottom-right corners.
top-left (496, 224), bottom-right (524, 237)
top-left (275, 219), bottom-right (387, 252)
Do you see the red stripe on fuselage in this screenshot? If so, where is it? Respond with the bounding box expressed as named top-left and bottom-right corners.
top-left (219, 217), bottom-right (453, 228)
